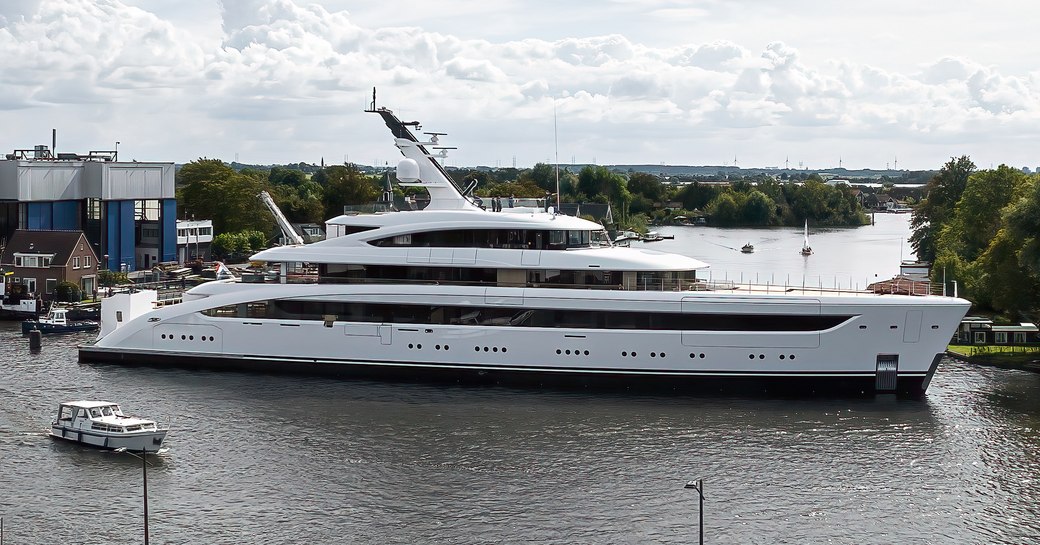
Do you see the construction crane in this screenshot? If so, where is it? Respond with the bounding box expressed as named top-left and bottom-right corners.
top-left (258, 190), bottom-right (304, 245)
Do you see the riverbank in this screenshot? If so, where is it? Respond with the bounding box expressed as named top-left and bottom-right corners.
top-left (946, 345), bottom-right (1040, 373)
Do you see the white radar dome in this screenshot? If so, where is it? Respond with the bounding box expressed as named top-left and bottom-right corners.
top-left (396, 158), bottom-right (420, 183)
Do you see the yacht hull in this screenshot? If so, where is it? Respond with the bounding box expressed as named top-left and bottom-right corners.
top-left (79, 332), bottom-right (945, 398)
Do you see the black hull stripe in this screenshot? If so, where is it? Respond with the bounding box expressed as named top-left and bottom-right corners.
top-left (79, 346), bottom-right (932, 397)
top-left (79, 347), bottom-right (928, 377)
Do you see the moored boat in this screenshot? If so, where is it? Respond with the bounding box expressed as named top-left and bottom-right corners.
top-left (49, 401), bottom-right (168, 452)
top-left (741, 243), bottom-right (755, 253)
top-left (22, 307), bottom-right (99, 335)
top-left (78, 93), bottom-right (970, 398)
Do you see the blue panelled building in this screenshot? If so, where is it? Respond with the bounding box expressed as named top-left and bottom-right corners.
top-left (0, 145), bottom-right (176, 272)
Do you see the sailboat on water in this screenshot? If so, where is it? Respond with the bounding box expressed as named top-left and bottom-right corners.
top-left (800, 220), bottom-right (813, 256)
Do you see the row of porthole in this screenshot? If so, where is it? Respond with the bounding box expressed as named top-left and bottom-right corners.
top-left (557, 349), bottom-right (590, 356)
top-left (407, 343), bottom-right (452, 350)
top-left (475, 346), bottom-right (507, 353)
top-left (160, 333), bottom-right (215, 342)
top-left (621, 351), bottom-right (667, 358)
top-left (748, 354), bottom-right (798, 360)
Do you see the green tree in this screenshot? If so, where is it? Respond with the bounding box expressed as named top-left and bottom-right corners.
top-left (54, 281), bottom-right (82, 303)
top-left (320, 164), bottom-right (380, 219)
top-left (910, 156), bottom-right (975, 262)
top-left (269, 167), bottom-right (307, 187)
top-left (178, 159), bottom-right (273, 233)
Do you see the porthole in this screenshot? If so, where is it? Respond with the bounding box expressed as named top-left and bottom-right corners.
top-left (651, 352), bottom-right (657, 358)
top-left (209, 336), bottom-right (214, 341)
top-left (699, 353), bottom-right (705, 359)
top-left (632, 352), bottom-right (637, 357)
top-left (181, 335), bottom-right (186, 340)
top-left (748, 354), bottom-right (755, 359)
top-left (583, 350), bottom-right (589, 356)
top-left (493, 347), bottom-right (499, 352)
top-left (189, 335), bottom-right (194, 340)
top-left (500, 347), bottom-right (505, 353)
top-left (565, 349), bottom-right (571, 355)
top-left (758, 354), bottom-right (765, 359)
top-left (435, 345), bottom-right (441, 350)
top-left (408, 344), bottom-right (414, 349)
top-left (790, 355), bottom-right (796, 360)
top-left (416, 344), bottom-right (422, 350)
top-left (890, 325), bottom-right (898, 329)
top-left (661, 352), bottom-right (666, 358)
top-left (161, 334), bottom-right (166, 339)
top-left (475, 346), bottom-right (480, 352)
top-left (622, 351), bottom-right (628, 357)
top-left (445, 345), bottom-right (450, 351)
top-left (780, 354), bottom-right (786, 360)
top-left (859, 325), bottom-right (867, 330)
top-left (556, 349), bottom-right (562, 354)
top-left (484, 347), bottom-right (490, 352)
top-left (689, 353), bottom-right (695, 358)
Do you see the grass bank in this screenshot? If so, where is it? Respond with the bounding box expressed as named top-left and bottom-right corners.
top-left (947, 344), bottom-right (1040, 371)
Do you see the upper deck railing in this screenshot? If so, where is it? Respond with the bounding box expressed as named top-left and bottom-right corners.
top-left (240, 273), bottom-right (944, 297)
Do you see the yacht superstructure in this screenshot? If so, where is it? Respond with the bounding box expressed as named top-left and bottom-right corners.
top-left (79, 98), bottom-right (970, 397)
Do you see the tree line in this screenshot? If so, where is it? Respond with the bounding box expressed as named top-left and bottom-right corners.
top-left (911, 157), bottom-right (1040, 320)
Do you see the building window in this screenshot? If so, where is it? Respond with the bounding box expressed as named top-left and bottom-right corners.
top-left (23, 278), bottom-right (36, 293)
top-left (72, 256), bottom-right (81, 269)
top-left (1014, 332), bottom-right (1026, 344)
top-left (83, 256), bottom-right (91, 268)
top-left (995, 332), bottom-right (1007, 344)
top-left (42, 257), bottom-right (51, 267)
top-left (45, 279), bottom-right (57, 294)
top-left (974, 331), bottom-right (986, 344)
top-left (199, 227), bottom-right (212, 236)
top-left (14, 256), bottom-right (21, 266)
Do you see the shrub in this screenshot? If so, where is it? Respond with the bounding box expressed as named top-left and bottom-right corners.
top-left (54, 281), bottom-right (82, 302)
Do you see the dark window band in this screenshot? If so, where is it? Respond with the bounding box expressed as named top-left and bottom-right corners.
top-left (202, 300), bottom-right (850, 332)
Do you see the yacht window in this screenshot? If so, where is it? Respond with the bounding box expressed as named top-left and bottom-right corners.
top-left (101, 407), bottom-right (113, 416)
top-left (567, 231), bottom-right (581, 246)
top-left (90, 409), bottom-right (101, 418)
top-left (393, 234), bottom-right (412, 245)
top-left (77, 409), bottom-right (87, 418)
top-left (549, 230), bottom-right (566, 246)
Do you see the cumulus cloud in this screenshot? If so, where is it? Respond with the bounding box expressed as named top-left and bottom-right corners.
top-left (1, 0), bottom-right (1039, 169)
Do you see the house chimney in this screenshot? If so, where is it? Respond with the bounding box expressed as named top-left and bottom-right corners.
top-left (52, 129), bottom-right (56, 156)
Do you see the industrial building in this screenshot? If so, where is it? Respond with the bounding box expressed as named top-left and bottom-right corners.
top-left (0, 141), bottom-right (176, 272)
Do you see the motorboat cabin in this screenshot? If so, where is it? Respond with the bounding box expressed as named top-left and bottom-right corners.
top-left (50, 401), bottom-right (168, 452)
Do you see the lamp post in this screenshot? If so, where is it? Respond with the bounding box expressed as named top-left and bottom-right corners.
top-left (117, 448), bottom-right (150, 545)
top-left (115, 141), bottom-right (120, 162)
top-left (684, 479), bottom-right (704, 545)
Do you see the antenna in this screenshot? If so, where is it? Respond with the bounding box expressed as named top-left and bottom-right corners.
top-left (785, 156), bottom-right (789, 170)
top-left (553, 98), bottom-right (561, 211)
top-left (368, 87), bottom-right (376, 111)
top-left (839, 156), bottom-right (842, 169)
top-left (894, 156), bottom-right (898, 170)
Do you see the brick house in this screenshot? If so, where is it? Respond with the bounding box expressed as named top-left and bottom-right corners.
top-left (0, 230), bottom-right (99, 301)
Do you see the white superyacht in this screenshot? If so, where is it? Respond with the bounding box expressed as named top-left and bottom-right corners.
top-left (80, 99), bottom-right (970, 397)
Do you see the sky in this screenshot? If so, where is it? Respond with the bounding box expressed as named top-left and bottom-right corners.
top-left (2, 0), bottom-right (1038, 171)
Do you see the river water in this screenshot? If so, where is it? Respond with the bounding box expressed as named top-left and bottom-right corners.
top-left (1, 215), bottom-right (1038, 545)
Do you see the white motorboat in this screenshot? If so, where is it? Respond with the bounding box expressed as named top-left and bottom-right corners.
top-left (79, 93), bottom-right (970, 397)
top-left (50, 401), bottom-right (168, 452)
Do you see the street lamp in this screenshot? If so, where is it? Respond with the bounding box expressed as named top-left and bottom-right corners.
top-left (684, 479), bottom-right (704, 545)
top-left (115, 141), bottom-right (121, 162)
top-left (116, 448), bottom-right (151, 545)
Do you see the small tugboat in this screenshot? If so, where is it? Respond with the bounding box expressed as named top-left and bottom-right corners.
top-left (22, 307), bottom-right (99, 335)
top-left (50, 401), bottom-right (168, 452)
top-left (741, 242), bottom-right (755, 253)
